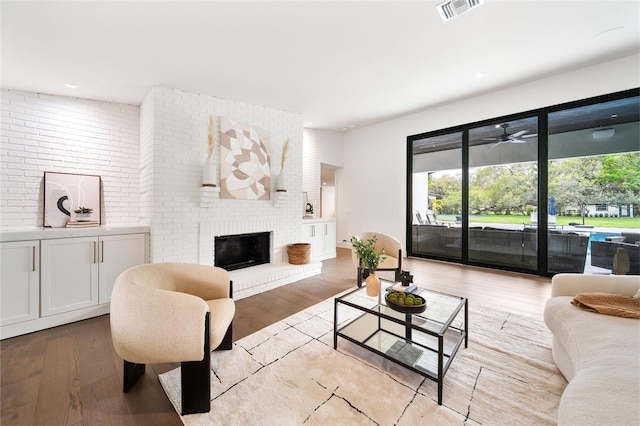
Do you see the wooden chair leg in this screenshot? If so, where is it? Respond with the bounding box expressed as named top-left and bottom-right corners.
top-left (181, 312), bottom-right (211, 415)
top-left (123, 360), bottom-right (145, 393)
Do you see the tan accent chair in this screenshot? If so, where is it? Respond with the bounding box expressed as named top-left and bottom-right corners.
top-left (351, 232), bottom-right (403, 287)
top-left (110, 263), bottom-right (235, 415)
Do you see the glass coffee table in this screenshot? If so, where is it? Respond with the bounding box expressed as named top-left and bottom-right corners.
top-left (333, 280), bottom-right (468, 405)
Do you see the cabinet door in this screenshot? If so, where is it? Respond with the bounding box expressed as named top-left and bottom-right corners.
top-left (1, 241), bottom-right (39, 326)
top-left (41, 237), bottom-right (99, 316)
top-left (323, 221), bottom-right (337, 257)
top-left (308, 224), bottom-right (325, 259)
top-left (98, 234), bottom-right (147, 304)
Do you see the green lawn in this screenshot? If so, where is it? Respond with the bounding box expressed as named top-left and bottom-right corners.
top-left (440, 214), bottom-right (640, 229)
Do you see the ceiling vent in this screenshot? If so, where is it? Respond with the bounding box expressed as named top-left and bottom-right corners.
top-left (437, 0), bottom-right (484, 22)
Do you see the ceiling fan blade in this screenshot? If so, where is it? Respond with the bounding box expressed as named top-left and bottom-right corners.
top-left (510, 139), bottom-right (527, 143)
top-left (510, 130), bottom-right (528, 138)
top-left (481, 137), bottom-right (499, 141)
top-left (489, 141), bottom-right (504, 149)
top-left (522, 133), bottom-right (538, 138)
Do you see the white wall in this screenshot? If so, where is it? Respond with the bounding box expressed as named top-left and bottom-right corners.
top-left (0, 90), bottom-right (141, 229)
top-left (338, 54), bottom-right (640, 250)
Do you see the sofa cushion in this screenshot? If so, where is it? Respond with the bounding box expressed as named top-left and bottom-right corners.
top-left (545, 297), bottom-right (639, 371)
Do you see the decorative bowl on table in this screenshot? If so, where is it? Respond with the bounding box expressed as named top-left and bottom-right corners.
top-left (385, 291), bottom-right (427, 314)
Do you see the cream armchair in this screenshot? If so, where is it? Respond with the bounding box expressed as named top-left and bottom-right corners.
top-left (352, 232), bottom-right (403, 287)
top-left (110, 262), bottom-right (235, 415)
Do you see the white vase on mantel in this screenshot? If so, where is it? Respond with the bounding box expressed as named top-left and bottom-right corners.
top-left (276, 169), bottom-right (287, 192)
top-left (202, 156), bottom-right (216, 187)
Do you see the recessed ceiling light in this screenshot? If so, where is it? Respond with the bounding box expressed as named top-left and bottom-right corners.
top-left (63, 83), bottom-right (79, 89)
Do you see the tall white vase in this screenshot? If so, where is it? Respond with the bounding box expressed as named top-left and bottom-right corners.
top-left (276, 170), bottom-right (287, 191)
top-left (202, 156), bottom-right (216, 187)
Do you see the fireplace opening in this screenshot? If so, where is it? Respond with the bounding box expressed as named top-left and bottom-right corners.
top-left (215, 232), bottom-right (270, 271)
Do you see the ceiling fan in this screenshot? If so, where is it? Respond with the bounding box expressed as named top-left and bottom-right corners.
top-left (482, 123), bottom-right (537, 148)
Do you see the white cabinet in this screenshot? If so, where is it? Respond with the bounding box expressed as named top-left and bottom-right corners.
top-left (302, 222), bottom-right (324, 259)
top-left (0, 227), bottom-right (149, 339)
top-left (41, 237), bottom-right (99, 316)
top-left (99, 234), bottom-right (146, 304)
top-left (324, 221), bottom-right (336, 258)
top-left (0, 241), bottom-right (40, 326)
top-left (41, 234), bottom-right (147, 316)
top-left (301, 220), bottom-right (336, 262)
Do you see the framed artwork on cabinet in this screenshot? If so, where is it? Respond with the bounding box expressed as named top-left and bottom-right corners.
top-left (43, 172), bottom-right (102, 227)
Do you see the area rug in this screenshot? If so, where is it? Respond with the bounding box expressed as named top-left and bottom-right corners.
top-left (159, 295), bottom-right (566, 425)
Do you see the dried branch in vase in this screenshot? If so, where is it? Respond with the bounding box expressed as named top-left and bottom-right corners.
top-left (207, 115), bottom-right (214, 159)
top-left (281, 137), bottom-right (290, 171)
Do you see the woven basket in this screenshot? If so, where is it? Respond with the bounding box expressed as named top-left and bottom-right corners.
top-left (287, 243), bottom-right (311, 265)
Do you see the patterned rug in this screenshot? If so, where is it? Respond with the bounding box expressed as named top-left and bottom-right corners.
top-left (159, 295), bottom-right (566, 425)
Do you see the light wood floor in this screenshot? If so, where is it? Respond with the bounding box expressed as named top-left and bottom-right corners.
top-left (1, 248), bottom-right (551, 425)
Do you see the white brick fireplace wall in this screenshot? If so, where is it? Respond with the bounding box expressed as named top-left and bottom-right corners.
top-left (140, 87), bottom-right (320, 299)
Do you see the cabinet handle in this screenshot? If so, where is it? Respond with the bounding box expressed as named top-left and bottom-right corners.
top-left (101, 240), bottom-right (104, 263)
top-left (325, 224), bottom-right (328, 236)
top-left (32, 246), bottom-right (36, 272)
top-left (93, 241), bottom-right (97, 264)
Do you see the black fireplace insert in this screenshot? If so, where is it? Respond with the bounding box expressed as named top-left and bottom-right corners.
top-left (215, 232), bottom-right (270, 271)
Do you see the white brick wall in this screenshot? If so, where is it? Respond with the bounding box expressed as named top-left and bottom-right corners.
top-left (1, 86), bottom-right (315, 298)
top-left (140, 87), bottom-right (305, 271)
top-left (0, 89), bottom-right (140, 229)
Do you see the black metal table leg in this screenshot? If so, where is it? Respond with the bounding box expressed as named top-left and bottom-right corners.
top-left (438, 335), bottom-right (444, 405)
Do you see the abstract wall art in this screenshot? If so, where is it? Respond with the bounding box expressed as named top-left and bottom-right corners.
top-left (43, 172), bottom-right (101, 227)
top-left (219, 117), bottom-right (271, 200)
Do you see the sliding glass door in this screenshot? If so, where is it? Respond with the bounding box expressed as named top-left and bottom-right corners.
top-left (468, 117), bottom-right (538, 271)
top-left (410, 131), bottom-right (462, 260)
top-left (548, 95), bottom-right (640, 274)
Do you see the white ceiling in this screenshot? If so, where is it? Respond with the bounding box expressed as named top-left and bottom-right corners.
top-left (2, 1), bottom-right (639, 131)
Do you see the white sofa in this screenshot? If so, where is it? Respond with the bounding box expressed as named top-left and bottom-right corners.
top-left (544, 274), bottom-right (640, 425)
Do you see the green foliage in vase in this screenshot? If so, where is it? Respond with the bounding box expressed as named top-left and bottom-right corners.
top-left (74, 207), bottom-right (93, 214)
top-left (351, 235), bottom-right (386, 272)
